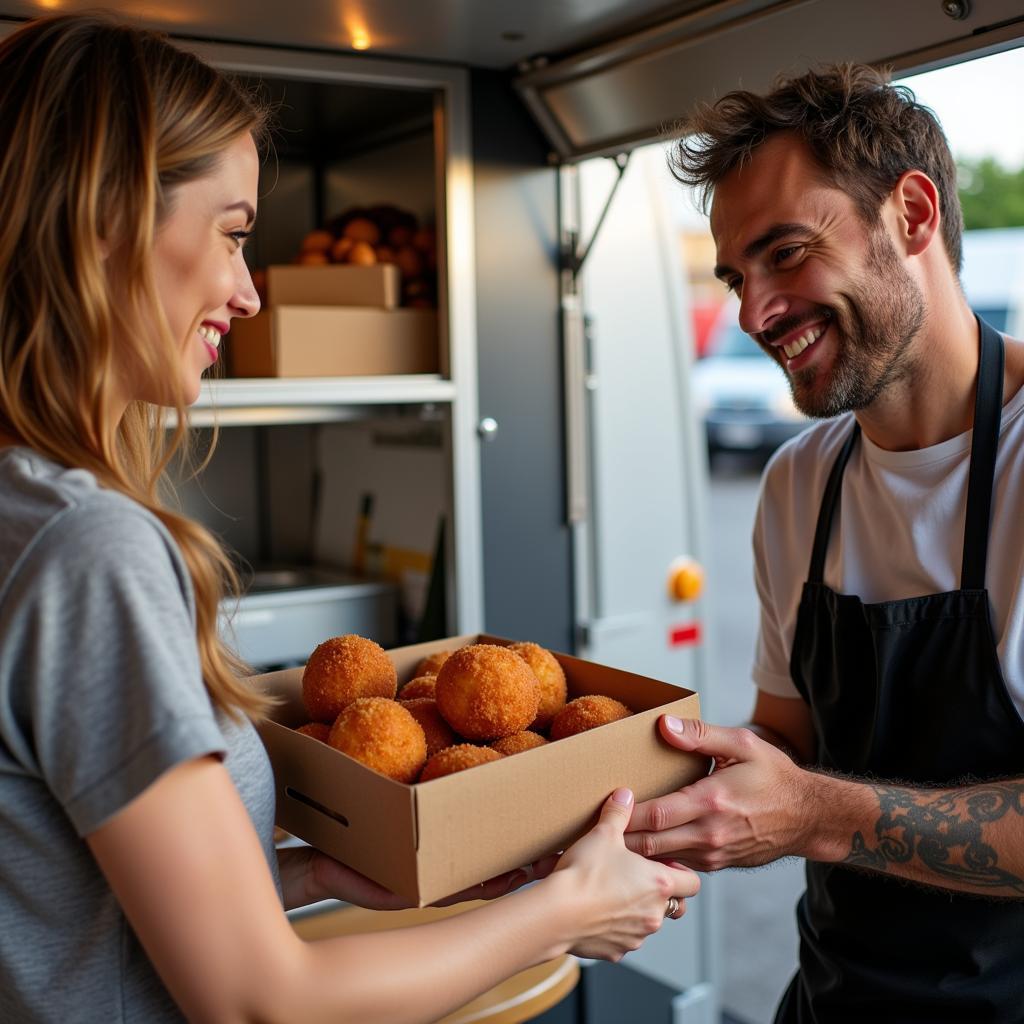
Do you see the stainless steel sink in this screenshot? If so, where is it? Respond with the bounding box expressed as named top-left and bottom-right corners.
top-left (247, 565), bottom-right (361, 594)
top-left (223, 565), bottom-right (398, 667)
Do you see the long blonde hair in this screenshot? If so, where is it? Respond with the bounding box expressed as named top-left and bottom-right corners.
top-left (0, 14), bottom-right (272, 719)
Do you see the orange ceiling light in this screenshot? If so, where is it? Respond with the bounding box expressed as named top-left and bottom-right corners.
top-left (343, 10), bottom-right (372, 51)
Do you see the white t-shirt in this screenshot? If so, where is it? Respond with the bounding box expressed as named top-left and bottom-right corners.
top-left (753, 381), bottom-right (1024, 720)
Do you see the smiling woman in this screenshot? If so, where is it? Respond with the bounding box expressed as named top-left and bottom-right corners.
top-left (0, 16), bottom-right (699, 1023)
top-left (149, 133), bottom-right (261, 408)
top-left (0, 12), bottom-right (272, 718)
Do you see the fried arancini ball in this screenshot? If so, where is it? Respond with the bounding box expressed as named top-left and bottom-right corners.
top-left (295, 722), bottom-right (331, 743)
top-left (549, 695), bottom-right (633, 740)
top-left (399, 675), bottom-right (437, 701)
top-left (414, 650), bottom-right (451, 678)
top-left (419, 743), bottom-right (503, 782)
top-left (327, 697), bottom-right (426, 784)
top-left (399, 697), bottom-right (457, 757)
top-left (491, 731), bottom-right (549, 756)
top-left (508, 642), bottom-right (567, 731)
top-left (302, 634), bottom-right (397, 723)
top-left (434, 644), bottom-right (539, 741)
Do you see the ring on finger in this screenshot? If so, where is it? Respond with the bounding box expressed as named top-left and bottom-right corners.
top-left (664, 896), bottom-right (679, 918)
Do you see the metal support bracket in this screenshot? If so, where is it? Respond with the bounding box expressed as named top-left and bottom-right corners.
top-left (561, 151), bottom-right (631, 283)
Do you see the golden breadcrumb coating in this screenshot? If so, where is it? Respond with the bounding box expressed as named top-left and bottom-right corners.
top-left (508, 641), bottom-right (567, 731)
top-left (434, 644), bottom-right (539, 741)
top-left (327, 696), bottom-right (426, 783)
top-left (549, 695), bottom-right (633, 740)
top-left (414, 650), bottom-right (451, 677)
top-left (295, 722), bottom-right (331, 743)
top-left (399, 697), bottom-right (457, 757)
top-left (419, 743), bottom-right (503, 782)
top-left (302, 634), bottom-right (397, 722)
top-left (398, 675), bottom-right (437, 701)
top-left (490, 731), bottom-right (549, 756)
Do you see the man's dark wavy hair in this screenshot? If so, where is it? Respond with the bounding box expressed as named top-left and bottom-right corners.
top-left (671, 63), bottom-right (964, 272)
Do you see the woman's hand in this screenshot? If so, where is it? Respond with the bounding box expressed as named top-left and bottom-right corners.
top-left (550, 788), bottom-right (701, 961)
top-left (431, 854), bottom-right (561, 908)
top-left (279, 846), bottom-right (561, 912)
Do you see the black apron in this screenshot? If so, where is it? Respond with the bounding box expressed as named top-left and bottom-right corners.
top-left (775, 318), bottom-right (1024, 1023)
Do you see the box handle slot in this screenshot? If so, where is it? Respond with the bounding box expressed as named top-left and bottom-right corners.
top-left (285, 786), bottom-right (350, 828)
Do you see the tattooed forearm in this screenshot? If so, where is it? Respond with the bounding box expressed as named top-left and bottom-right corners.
top-left (843, 780), bottom-right (1024, 896)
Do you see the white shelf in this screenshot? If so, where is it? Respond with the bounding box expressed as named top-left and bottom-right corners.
top-left (198, 375), bottom-right (455, 408)
top-left (182, 375), bottom-right (456, 427)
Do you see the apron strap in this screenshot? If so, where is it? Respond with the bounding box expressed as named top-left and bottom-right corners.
top-left (805, 317), bottom-right (1004, 589)
top-left (961, 317), bottom-right (1005, 590)
top-left (806, 421), bottom-right (860, 584)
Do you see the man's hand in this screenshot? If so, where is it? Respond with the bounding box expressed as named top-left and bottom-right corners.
top-left (624, 715), bottom-right (828, 870)
top-left (625, 716), bottom-right (1024, 898)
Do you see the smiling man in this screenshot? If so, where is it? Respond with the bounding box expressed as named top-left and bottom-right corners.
top-left (625, 65), bottom-right (1024, 1021)
top-left (712, 139), bottom-right (926, 423)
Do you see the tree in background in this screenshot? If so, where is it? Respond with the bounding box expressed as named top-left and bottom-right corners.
top-left (958, 157), bottom-right (1024, 229)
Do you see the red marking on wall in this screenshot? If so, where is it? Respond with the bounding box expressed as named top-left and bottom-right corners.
top-left (669, 623), bottom-right (702, 648)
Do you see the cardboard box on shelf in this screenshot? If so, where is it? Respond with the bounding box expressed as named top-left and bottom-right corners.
top-left (227, 306), bottom-right (438, 378)
top-left (255, 634), bottom-right (709, 907)
top-left (266, 264), bottom-right (401, 309)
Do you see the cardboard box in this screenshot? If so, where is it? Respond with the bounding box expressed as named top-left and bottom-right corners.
top-left (256, 634), bottom-right (709, 906)
top-left (227, 306), bottom-right (438, 378)
top-left (266, 264), bottom-right (400, 309)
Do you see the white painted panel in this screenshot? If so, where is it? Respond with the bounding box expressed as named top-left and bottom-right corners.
top-left (578, 146), bottom-right (711, 693)
top-left (576, 143), bottom-right (719, 1000)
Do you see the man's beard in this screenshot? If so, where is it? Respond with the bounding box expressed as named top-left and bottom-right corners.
top-left (769, 230), bottom-right (926, 419)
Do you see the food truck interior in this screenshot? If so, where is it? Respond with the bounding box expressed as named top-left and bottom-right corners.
top-left (2, 1), bottom-right (1022, 1021)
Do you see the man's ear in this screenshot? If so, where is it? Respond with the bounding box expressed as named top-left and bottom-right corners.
top-left (889, 169), bottom-right (941, 257)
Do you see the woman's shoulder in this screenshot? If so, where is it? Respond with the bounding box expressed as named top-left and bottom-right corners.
top-left (1, 446), bottom-right (154, 521)
top-left (1, 445), bottom-right (97, 512)
top-left (0, 448), bottom-right (186, 593)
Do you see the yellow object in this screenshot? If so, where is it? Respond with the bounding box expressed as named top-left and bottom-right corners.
top-left (352, 493), bottom-right (373, 575)
top-left (669, 557), bottom-right (705, 602)
top-left (381, 545), bottom-right (432, 578)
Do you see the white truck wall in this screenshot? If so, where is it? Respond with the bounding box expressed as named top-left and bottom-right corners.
top-left (576, 143), bottom-right (719, 1006)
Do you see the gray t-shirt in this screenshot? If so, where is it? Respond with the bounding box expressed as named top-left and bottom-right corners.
top-left (0, 448), bottom-right (281, 1023)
